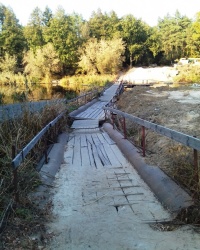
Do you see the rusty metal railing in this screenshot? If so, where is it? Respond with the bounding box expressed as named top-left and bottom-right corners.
top-left (104, 107), bottom-right (200, 185)
top-left (11, 110), bottom-right (67, 202)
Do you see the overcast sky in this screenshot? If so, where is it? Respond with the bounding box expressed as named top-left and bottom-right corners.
top-left (1, 0), bottom-right (200, 26)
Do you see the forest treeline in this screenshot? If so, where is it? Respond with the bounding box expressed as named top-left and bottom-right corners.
top-left (0, 3), bottom-right (200, 102)
top-left (1, 5), bottom-right (200, 75)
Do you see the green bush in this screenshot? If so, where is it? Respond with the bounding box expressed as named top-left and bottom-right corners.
top-left (11, 91), bottom-right (27, 102)
top-left (174, 65), bottom-right (200, 83)
top-left (60, 74), bottom-right (115, 93)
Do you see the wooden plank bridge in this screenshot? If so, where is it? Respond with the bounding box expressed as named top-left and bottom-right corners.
top-left (46, 83), bottom-right (200, 250)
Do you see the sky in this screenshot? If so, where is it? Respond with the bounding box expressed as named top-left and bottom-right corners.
top-left (1, 0), bottom-right (200, 26)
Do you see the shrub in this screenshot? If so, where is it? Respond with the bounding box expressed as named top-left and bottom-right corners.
top-left (174, 65), bottom-right (200, 83)
top-left (11, 91), bottom-right (27, 103)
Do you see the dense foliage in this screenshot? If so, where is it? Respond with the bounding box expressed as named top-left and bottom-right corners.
top-left (0, 4), bottom-right (200, 86)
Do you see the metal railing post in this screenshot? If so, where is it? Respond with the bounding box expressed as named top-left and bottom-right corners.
top-left (141, 126), bottom-right (146, 157)
top-left (194, 148), bottom-right (199, 184)
top-left (104, 109), bottom-right (107, 120)
top-left (44, 132), bottom-right (48, 164)
top-left (111, 113), bottom-right (114, 128)
top-left (54, 123), bottom-right (57, 142)
top-left (123, 117), bottom-right (127, 139)
top-left (12, 145), bottom-right (19, 203)
top-left (193, 136), bottom-right (199, 185)
top-left (111, 113), bottom-right (115, 129)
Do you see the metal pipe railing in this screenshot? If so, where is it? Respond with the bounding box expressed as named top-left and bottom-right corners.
top-left (104, 106), bottom-right (200, 184)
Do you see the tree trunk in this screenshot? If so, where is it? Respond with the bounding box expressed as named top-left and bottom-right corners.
top-left (130, 54), bottom-right (133, 68)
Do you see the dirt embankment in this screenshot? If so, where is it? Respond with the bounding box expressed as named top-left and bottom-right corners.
top-left (116, 85), bottom-right (200, 194)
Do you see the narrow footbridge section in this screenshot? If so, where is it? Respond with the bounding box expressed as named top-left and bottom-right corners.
top-left (47, 83), bottom-right (200, 250)
top-left (70, 83), bottom-right (119, 122)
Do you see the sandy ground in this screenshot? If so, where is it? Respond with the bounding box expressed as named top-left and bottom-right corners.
top-left (118, 67), bottom-right (178, 83)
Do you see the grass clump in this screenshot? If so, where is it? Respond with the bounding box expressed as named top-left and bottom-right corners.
top-left (0, 101), bottom-right (68, 245)
top-left (60, 74), bottom-right (115, 93)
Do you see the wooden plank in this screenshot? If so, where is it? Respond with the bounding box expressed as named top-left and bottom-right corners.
top-left (87, 136), bottom-right (103, 168)
top-left (96, 133), bottom-right (107, 144)
top-left (87, 142), bottom-right (96, 168)
top-left (86, 134), bottom-right (94, 145)
top-left (67, 135), bottom-right (75, 147)
top-left (86, 109), bottom-right (100, 119)
top-left (77, 110), bottom-right (90, 118)
top-left (81, 146), bottom-right (91, 167)
top-left (110, 144), bottom-right (129, 166)
top-left (101, 132), bottom-right (115, 145)
top-left (73, 135), bottom-right (81, 166)
top-left (91, 133), bottom-right (101, 146)
top-left (71, 119), bottom-right (99, 129)
top-left (93, 144), bottom-right (105, 167)
top-left (80, 134), bottom-right (87, 147)
top-left (96, 143), bottom-right (111, 166)
top-left (103, 143), bottom-right (122, 167)
top-left (74, 101), bottom-right (107, 120)
top-left (98, 110), bottom-right (106, 120)
top-left (90, 108), bottom-right (104, 119)
top-left (64, 145), bottom-right (74, 165)
top-left (87, 133), bottom-right (109, 166)
top-left (74, 128), bottom-right (100, 133)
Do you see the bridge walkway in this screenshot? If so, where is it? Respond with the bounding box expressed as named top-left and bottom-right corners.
top-left (47, 84), bottom-right (200, 250)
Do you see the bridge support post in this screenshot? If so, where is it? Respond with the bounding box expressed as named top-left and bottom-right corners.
top-left (12, 145), bottom-right (19, 203)
top-left (44, 133), bottom-right (48, 164)
top-left (141, 126), bottom-right (146, 157)
top-left (123, 117), bottom-right (127, 139)
top-left (104, 110), bottom-right (107, 120)
top-left (111, 113), bottom-right (114, 129)
top-left (193, 136), bottom-right (199, 190)
top-left (111, 113), bottom-right (117, 129)
top-left (194, 148), bottom-right (199, 185)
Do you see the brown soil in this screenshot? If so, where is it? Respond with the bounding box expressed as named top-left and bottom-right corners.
top-left (116, 85), bottom-right (200, 196)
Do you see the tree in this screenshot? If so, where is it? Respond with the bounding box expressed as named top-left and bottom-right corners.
top-left (120, 15), bottom-right (149, 66)
top-left (24, 7), bottom-right (45, 50)
top-left (146, 27), bottom-right (161, 58)
top-left (0, 4), bottom-right (26, 65)
top-left (78, 38), bottom-right (125, 74)
top-left (23, 43), bottom-right (62, 82)
top-left (88, 9), bottom-right (121, 40)
top-left (158, 11), bottom-right (191, 62)
top-left (42, 6), bottom-right (53, 26)
top-left (186, 12), bottom-right (200, 57)
top-left (44, 8), bottom-right (83, 74)
top-left (0, 52), bottom-right (17, 72)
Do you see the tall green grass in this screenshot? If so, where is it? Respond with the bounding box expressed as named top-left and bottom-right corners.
top-left (60, 74), bottom-right (115, 93)
top-left (0, 73), bottom-right (116, 104)
top-left (174, 65), bottom-right (200, 83)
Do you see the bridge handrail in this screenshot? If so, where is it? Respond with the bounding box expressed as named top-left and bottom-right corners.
top-left (104, 107), bottom-right (200, 151)
top-left (11, 111), bottom-right (67, 170)
top-left (66, 89), bottom-right (100, 103)
top-left (11, 87), bottom-right (107, 169)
